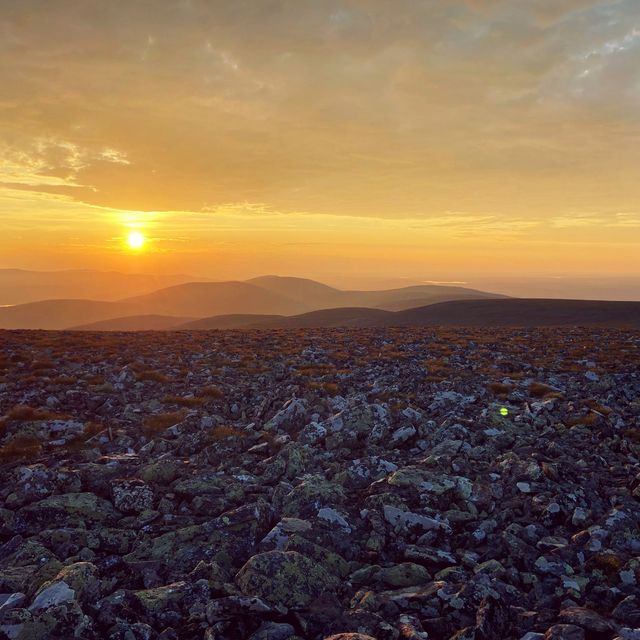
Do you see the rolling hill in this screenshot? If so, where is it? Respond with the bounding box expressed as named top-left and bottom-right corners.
top-left (177, 307), bottom-right (396, 330)
top-left (246, 275), bottom-right (507, 311)
top-left (0, 269), bottom-right (197, 306)
top-left (70, 315), bottom-right (196, 331)
top-left (392, 298), bottom-right (640, 328)
top-left (172, 298), bottom-right (640, 330)
top-left (0, 276), bottom-right (507, 330)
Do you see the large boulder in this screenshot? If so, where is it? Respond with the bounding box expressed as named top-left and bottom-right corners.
top-left (235, 550), bottom-right (338, 609)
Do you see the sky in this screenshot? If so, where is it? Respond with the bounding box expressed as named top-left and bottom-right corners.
top-left (1, 0), bottom-right (639, 289)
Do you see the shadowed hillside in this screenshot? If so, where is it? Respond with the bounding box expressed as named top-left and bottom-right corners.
top-left (173, 299), bottom-right (640, 330)
top-left (0, 277), bottom-right (506, 329)
top-left (393, 298), bottom-right (640, 327)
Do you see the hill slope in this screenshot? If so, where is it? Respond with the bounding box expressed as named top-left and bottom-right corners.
top-left (0, 281), bottom-right (307, 329)
top-left (177, 307), bottom-right (395, 330)
top-left (172, 298), bottom-right (640, 329)
top-left (177, 314), bottom-right (285, 330)
top-left (247, 276), bottom-right (507, 311)
top-left (0, 300), bottom-right (137, 330)
top-left (121, 281), bottom-right (308, 317)
top-left (393, 298), bottom-right (640, 327)
top-left (70, 315), bottom-right (195, 331)
top-left (0, 269), bottom-right (196, 305)
top-left (0, 277), bottom-right (505, 329)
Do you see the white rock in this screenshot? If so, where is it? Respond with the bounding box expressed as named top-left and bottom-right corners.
top-left (383, 505), bottom-right (450, 533)
top-left (390, 425), bottom-right (417, 445)
top-left (317, 507), bottom-right (351, 533)
top-left (517, 482), bottom-right (532, 493)
top-left (29, 581), bottom-right (75, 611)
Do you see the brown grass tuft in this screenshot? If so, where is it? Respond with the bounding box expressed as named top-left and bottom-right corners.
top-left (528, 382), bottom-right (559, 398)
top-left (0, 435), bottom-right (43, 462)
top-left (487, 382), bottom-right (514, 396)
top-left (162, 394), bottom-right (204, 408)
top-left (143, 411), bottom-right (186, 436)
top-left (136, 370), bottom-right (169, 383)
top-left (207, 425), bottom-right (247, 441)
top-left (200, 385), bottom-right (224, 398)
top-left (5, 405), bottom-right (62, 422)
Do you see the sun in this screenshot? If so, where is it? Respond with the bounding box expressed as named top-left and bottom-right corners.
top-left (127, 230), bottom-right (145, 250)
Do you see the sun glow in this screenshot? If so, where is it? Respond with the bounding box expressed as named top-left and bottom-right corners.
top-left (127, 230), bottom-right (145, 250)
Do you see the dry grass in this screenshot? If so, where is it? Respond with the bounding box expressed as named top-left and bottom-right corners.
top-left (30, 359), bottom-right (55, 371)
top-left (307, 381), bottom-right (339, 396)
top-left (587, 553), bottom-right (625, 580)
top-left (623, 428), bottom-right (640, 443)
top-left (487, 382), bottom-right (514, 396)
top-left (200, 385), bottom-right (224, 398)
top-left (296, 364), bottom-right (334, 376)
top-left (565, 413), bottom-right (600, 427)
top-left (528, 382), bottom-right (561, 399)
top-left (143, 411), bottom-right (186, 436)
top-left (162, 394), bottom-right (205, 408)
top-left (136, 370), bottom-right (170, 383)
top-left (207, 425), bottom-right (247, 441)
top-left (0, 435), bottom-right (43, 462)
top-left (5, 405), bottom-right (62, 422)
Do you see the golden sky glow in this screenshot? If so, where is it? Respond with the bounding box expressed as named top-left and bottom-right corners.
top-left (1, 0), bottom-right (639, 285)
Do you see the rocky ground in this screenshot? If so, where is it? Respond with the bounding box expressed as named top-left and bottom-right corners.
top-left (0, 327), bottom-right (638, 640)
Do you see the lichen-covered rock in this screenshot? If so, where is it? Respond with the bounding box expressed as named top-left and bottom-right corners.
top-left (51, 562), bottom-right (100, 601)
top-left (544, 624), bottom-right (586, 640)
top-left (111, 478), bottom-right (154, 513)
top-left (17, 492), bottom-right (119, 533)
top-left (235, 551), bottom-right (338, 609)
top-left (379, 563), bottom-right (431, 588)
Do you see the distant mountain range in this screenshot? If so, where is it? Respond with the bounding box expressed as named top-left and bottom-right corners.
top-left (0, 274), bottom-right (506, 329)
top-left (66, 299), bottom-right (640, 331)
top-left (0, 269), bottom-right (195, 305)
top-left (1, 272), bottom-right (638, 330)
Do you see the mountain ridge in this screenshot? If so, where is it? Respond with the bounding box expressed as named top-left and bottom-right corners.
top-left (69, 298), bottom-right (640, 331)
top-left (0, 276), bottom-right (506, 329)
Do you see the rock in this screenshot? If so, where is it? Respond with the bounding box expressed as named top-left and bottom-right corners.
top-left (249, 621), bottom-right (297, 640)
top-left (0, 593), bottom-right (26, 611)
top-left (111, 478), bottom-right (154, 513)
top-left (379, 563), bottom-right (431, 587)
top-left (544, 625), bottom-right (586, 640)
top-left (558, 607), bottom-right (616, 636)
top-left (29, 581), bottom-right (76, 611)
top-left (317, 508), bottom-right (352, 533)
top-left (235, 551), bottom-right (338, 609)
top-left (52, 562), bottom-right (100, 601)
top-left (134, 581), bottom-right (188, 621)
top-left (266, 398), bottom-right (308, 434)
top-left (390, 425), bottom-right (417, 446)
top-left (18, 492), bottom-right (119, 532)
top-left (383, 505), bottom-right (450, 533)
top-left (206, 595), bottom-right (274, 621)
top-left (613, 596), bottom-right (640, 626)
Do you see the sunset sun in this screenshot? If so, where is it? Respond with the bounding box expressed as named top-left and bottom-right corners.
top-left (126, 230), bottom-right (145, 251)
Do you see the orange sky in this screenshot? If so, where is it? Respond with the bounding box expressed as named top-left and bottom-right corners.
top-left (1, 0), bottom-right (639, 284)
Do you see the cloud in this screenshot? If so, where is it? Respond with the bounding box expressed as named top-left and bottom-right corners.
top-left (0, 0), bottom-right (638, 226)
